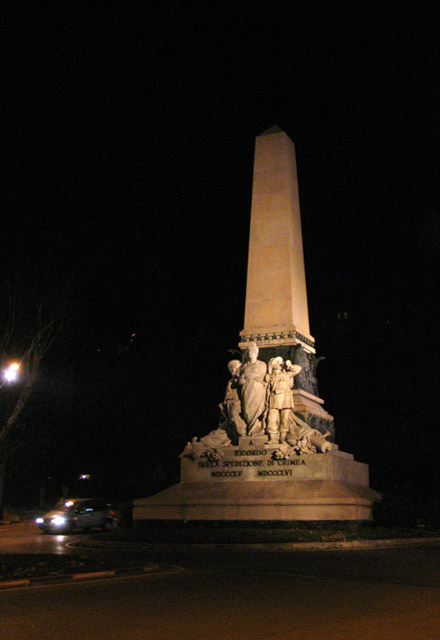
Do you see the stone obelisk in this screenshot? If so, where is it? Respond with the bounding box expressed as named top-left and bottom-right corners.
top-left (240, 126), bottom-right (315, 353)
top-left (132, 127), bottom-right (380, 524)
top-left (239, 126), bottom-right (333, 439)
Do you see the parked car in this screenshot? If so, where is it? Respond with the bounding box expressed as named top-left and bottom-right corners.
top-left (36, 498), bottom-right (117, 533)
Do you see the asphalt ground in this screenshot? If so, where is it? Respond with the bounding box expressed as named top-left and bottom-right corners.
top-left (1, 525), bottom-right (440, 590)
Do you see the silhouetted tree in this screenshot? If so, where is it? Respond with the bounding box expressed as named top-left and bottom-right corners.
top-left (0, 288), bottom-right (66, 518)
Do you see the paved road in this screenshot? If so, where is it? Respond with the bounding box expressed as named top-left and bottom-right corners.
top-left (0, 522), bottom-right (87, 554)
top-left (1, 524), bottom-right (440, 639)
top-left (1, 546), bottom-right (440, 639)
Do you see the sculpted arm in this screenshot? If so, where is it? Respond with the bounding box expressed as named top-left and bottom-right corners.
top-left (285, 360), bottom-right (302, 388)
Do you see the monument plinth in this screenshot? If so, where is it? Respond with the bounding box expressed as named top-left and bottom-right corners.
top-left (134, 442), bottom-right (374, 521)
top-left (133, 127), bottom-right (379, 523)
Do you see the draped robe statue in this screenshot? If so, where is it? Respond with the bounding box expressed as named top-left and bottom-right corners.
top-left (238, 343), bottom-right (267, 436)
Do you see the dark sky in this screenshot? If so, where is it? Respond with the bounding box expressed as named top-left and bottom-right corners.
top-left (3, 3), bottom-right (439, 497)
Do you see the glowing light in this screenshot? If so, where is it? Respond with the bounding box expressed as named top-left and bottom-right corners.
top-left (3, 362), bottom-right (20, 382)
top-left (52, 516), bottom-right (66, 526)
top-left (35, 517), bottom-right (44, 524)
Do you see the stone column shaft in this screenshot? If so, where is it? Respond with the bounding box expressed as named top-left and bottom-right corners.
top-left (240, 127), bottom-right (315, 353)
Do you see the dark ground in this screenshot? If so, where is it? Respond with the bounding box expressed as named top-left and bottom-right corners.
top-left (1, 520), bottom-right (440, 581)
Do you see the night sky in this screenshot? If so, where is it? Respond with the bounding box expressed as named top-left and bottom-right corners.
top-left (3, 3), bottom-right (439, 504)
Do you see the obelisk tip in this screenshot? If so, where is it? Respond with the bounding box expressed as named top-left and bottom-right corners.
top-left (259, 125), bottom-right (283, 136)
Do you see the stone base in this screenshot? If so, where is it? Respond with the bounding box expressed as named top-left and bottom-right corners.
top-left (292, 389), bottom-right (335, 441)
top-left (292, 389), bottom-right (333, 422)
top-left (133, 480), bottom-right (379, 521)
top-left (133, 442), bottom-right (380, 522)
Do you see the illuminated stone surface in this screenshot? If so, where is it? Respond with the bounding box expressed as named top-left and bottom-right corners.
top-left (133, 128), bottom-right (379, 523)
top-left (134, 483), bottom-right (376, 521)
top-left (239, 126), bottom-right (313, 352)
top-left (179, 446), bottom-right (366, 485)
top-left (133, 435), bottom-right (379, 521)
top-left (133, 432), bottom-right (379, 520)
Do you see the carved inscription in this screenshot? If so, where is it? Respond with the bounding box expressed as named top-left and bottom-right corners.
top-left (258, 469), bottom-right (294, 477)
top-left (223, 460), bottom-right (263, 467)
top-left (211, 471), bottom-right (243, 478)
top-left (235, 449), bottom-right (267, 456)
top-left (190, 445), bottom-right (309, 482)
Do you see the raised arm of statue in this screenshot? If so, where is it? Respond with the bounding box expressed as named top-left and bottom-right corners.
top-left (285, 360), bottom-right (302, 387)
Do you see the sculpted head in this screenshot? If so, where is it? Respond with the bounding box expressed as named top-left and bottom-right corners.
top-left (270, 356), bottom-right (283, 371)
top-left (247, 342), bottom-right (259, 363)
top-left (227, 359), bottom-right (242, 377)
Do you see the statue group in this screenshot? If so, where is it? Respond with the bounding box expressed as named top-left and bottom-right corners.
top-left (195, 342), bottom-right (333, 454)
top-left (219, 342), bottom-right (302, 445)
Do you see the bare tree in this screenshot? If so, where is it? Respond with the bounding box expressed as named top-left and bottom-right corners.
top-left (0, 295), bottom-right (65, 520)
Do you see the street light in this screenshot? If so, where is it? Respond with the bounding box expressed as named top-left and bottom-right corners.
top-left (2, 362), bottom-right (20, 384)
top-left (0, 362), bottom-right (21, 519)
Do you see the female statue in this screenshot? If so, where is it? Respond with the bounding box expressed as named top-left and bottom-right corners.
top-left (238, 343), bottom-right (267, 436)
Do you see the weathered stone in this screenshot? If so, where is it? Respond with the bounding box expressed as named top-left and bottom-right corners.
top-left (133, 128), bottom-right (379, 524)
top-left (239, 127), bottom-right (313, 353)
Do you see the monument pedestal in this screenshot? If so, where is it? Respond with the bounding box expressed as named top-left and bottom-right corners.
top-left (293, 390), bottom-right (332, 420)
top-left (133, 439), bottom-right (380, 522)
top-left (292, 389), bottom-right (336, 441)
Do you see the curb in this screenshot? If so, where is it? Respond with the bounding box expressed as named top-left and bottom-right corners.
top-left (250, 537), bottom-right (440, 551)
top-left (67, 536), bottom-right (440, 552)
top-left (0, 564), bottom-right (179, 591)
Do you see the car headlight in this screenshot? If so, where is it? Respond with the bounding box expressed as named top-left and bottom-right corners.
top-left (35, 518), bottom-right (44, 524)
top-left (51, 516), bottom-right (66, 526)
